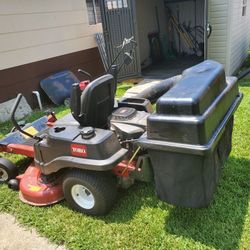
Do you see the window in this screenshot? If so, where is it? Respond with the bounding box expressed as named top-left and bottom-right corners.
top-left (86, 0), bottom-right (102, 25)
top-left (105, 0), bottom-right (128, 10)
top-left (242, 0), bottom-right (247, 16)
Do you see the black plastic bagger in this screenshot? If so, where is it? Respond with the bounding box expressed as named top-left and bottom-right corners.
top-left (138, 60), bottom-right (243, 208)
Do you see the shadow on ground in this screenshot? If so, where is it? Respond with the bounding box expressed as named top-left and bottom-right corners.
top-left (165, 156), bottom-right (250, 249)
top-left (100, 156), bottom-right (249, 249)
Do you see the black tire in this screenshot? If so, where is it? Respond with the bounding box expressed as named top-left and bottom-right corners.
top-left (0, 158), bottom-right (18, 184)
top-left (8, 179), bottom-right (20, 191)
top-left (63, 170), bottom-right (117, 216)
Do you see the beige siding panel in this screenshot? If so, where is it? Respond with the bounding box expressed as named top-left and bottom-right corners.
top-left (208, 0), bottom-right (229, 72)
top-left (208, 17), bottom-right (228, 24)
top-left (0, 0), bottom-right (84, 14)
top-left (209, 55), bottom-right (226, 59)
top-left (0, 11), bottom-right (88, 34)
top-left (208, 41), bottom-right (227, 46)
top-left (209, 5), bottom-right (229, 12)
top-left (209, 33), bottom-right (227, 39)
top-left (209, 34), bottom-right (227, 42)
top-left (228, 0), bottom-right (250, 74)
top-left (0, 24), bottom-right (101, 53)
top-left (0, 35), bottom-right (97, 70)
top-left (0, 0), bottom-right (102, 70)
top-left (209, 0), bottom-right (228, 4)
top-left (208, 24), bottom-right (227, 30)
top-left (209, 10), bottom-right (228, 18)
top-left (208, 47), bottom-right (227, 54)
top-left (249, 2), bottom-right (250, 45)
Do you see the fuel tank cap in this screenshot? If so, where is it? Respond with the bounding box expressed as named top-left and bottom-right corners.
top-left (80, 127), bottom-right (95, 139)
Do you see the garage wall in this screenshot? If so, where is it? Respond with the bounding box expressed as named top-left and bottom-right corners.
top-left (227, 0), bottom-right (250, 74)
top-left (0, 0), bottom-right (102, 70)
top-left (135, 0), bottom-right (166, 66)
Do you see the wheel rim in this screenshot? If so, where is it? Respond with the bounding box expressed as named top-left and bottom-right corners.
top-left (71, 184), bottom-right (95, 209)
top-left (0, 168), bottom-right (8, 182)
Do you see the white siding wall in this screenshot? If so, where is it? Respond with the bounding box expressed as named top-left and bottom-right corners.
top-left (207, 0), bottom-right (230, 73)
top-left (208, 0), bottom-right (250, 75)
top-left (249, 1), bottom-right (250, 46)
top-left (249, 0), bottom-right (250, 46)
top-left (0, 0), bottom-right (102, 70)
top-left (227, 0), bottom-right (250, 74)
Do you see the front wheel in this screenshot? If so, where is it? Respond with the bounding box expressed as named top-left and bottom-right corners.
top-left (0, 158), bottom-right (18, 184)
top-left (63, 170), bottom-right (117, 216)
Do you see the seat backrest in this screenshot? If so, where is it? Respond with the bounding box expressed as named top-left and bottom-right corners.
top-left (71, 74), bottom-right (116, 128)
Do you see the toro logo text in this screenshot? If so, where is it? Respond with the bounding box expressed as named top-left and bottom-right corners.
top-left (71, 144), bottom-right (87, 157)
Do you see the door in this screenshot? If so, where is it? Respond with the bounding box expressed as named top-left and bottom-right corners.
top-left (100, 0), bottom-right (141, 79)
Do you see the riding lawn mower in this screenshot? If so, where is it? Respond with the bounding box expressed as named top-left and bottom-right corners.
top-left (0, 39), bottom-right (243, 216)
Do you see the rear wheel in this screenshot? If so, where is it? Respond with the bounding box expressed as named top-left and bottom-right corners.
top-left (0, 158), bottom-right (18, 184)
top-left (63, 170), bottom-right (117, 216)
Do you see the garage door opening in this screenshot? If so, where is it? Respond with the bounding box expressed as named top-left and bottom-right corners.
top-left (136, 0), bottom-right (206, 79)
top-left (100, 0), bottom-right (208, 79)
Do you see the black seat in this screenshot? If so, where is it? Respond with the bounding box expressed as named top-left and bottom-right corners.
top-left (71, 74), bottom-right (116, 128)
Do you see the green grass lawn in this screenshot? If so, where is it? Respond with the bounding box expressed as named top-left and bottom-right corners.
top-left (0, 83), bottom-right (249, 250)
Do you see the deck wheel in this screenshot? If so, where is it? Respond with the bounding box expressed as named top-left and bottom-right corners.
top-left (0, 158), bottom-right (18, 184)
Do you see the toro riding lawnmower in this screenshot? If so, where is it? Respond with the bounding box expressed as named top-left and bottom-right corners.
top-left (0, 38), bottom-right (243, 216)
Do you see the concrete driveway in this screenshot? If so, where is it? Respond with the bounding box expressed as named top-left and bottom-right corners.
top-left (0, 213), bottom-right (66, 250)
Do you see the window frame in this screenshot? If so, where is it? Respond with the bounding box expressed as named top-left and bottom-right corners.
top-left (86, 0), bottom-right (102, 25)
top-left (106, 0), bottom-right (128, 10)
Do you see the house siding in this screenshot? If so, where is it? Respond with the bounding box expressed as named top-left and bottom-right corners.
top-left (0, 0), bottom-right (102, 70)
top-left (207, 0), bottom-right (230, 73)
top-left (0, 0), bottom-right (104, 106)
top-left (0, 48), bottom-right (104, 106)
top-left (208, 0), bottom-right (250, 75)
top-left (227, 0), bottom-right (250, 74)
